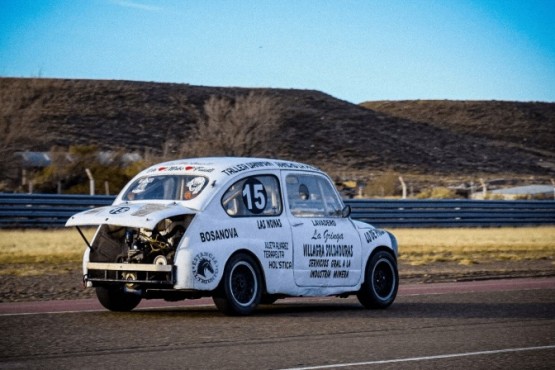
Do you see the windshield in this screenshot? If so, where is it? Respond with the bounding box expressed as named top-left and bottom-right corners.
top-left (122, 175), bottom-right (209, 201)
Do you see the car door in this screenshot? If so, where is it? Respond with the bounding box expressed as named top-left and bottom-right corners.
top-left (283, 172), bottom-right (362, 287)
top-left (219, 173), bottom-right (294, 289)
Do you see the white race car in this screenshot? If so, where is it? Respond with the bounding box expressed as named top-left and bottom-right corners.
top-left (67, 157), bottom-right (399, 315)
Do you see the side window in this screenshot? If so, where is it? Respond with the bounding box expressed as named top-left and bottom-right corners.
top-left (221, 175), bottom-right (282, 217)
top-left (286, 174), bottom-right (343, 218)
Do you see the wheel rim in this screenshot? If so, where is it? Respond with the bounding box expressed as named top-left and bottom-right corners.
top-left (371, 258), bottom-right (396, 301)
top-left (229, 261), bottom-right (257, 306)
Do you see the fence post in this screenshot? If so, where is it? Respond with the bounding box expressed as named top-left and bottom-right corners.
top-left (480, 178), bottom-right (487, 199)
top-left (85, 168), bottom-right (95, 196)
top-left (399, 176), bottom-right (407, 199)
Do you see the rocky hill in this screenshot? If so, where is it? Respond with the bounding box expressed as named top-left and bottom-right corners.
top-left (1, 77), bottom-right (554, 185)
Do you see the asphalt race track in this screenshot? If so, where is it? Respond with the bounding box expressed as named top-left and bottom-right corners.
top-left (1, 278), bottom-right (554, 369)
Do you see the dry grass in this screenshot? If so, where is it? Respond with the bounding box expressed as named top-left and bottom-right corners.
top-left (0, 227), bottom-right (553, 269)
top-left (389, 227), bottom-right (555, 266)
top-left (0, 228), bottom-right (96, 264)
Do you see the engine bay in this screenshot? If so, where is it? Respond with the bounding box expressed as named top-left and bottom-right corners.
top-left (90, 215), bottom-right (192, 265)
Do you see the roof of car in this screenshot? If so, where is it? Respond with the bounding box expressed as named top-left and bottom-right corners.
top-left (137, 157), bottom-right (322, 181)
top-left (115, 157), bottom-right (326, 210)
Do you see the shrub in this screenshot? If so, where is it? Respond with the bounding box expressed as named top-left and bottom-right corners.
top-left (364, 171), bottom-right (400, 197)
top-left (416, 187), bottom-right (457, 199)
top-left (32, 145), bottom-right (143, 194)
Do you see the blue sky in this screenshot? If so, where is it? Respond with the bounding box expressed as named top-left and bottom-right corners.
top-left (1, 0), bottom-right (554, 103)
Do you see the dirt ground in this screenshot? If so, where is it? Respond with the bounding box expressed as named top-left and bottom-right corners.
top-left (1, 260), bottom-right (553, 303)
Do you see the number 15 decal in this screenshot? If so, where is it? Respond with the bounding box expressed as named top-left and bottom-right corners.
top-left (242, 178), bottom-right (267, 214)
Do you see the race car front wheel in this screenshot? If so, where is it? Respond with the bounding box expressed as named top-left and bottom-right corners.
top-left (357, 250), bottom-right (398, 309)
top-left (213, 253), bottom-right (262, 316)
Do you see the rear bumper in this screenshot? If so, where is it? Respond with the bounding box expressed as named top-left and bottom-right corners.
top-left (85, 262), bottom-right (175, 286)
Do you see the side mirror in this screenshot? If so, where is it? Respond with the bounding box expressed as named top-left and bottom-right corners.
top-left (341, 205), bottom-right (351, 218)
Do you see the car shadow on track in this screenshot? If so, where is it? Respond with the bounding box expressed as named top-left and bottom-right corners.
top-left (126, 296), bottom-right (554, 320)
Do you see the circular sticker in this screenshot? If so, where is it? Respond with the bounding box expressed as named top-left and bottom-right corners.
top-left (242, 178), bottom-right (267, 214)
top-left (109, 206), bottom-right (130, 215)
top-left (192, 252), bottom-right (219, 284)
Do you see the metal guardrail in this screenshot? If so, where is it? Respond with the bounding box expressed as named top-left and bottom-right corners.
top-left (348, 199), bottom-right (555, 227)
top-left (0, 193), bottom-right (115, 228)
top-left (0, 193), bottom-right (554, 228)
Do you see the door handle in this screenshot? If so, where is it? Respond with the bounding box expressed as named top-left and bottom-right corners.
top-left (292, 222), bottom-right (304, 227)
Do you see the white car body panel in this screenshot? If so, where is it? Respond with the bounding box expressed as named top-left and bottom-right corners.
top-left (66, 157), bottom-right (398, 311)
top-left (66, 203), bottom-right (196, 229)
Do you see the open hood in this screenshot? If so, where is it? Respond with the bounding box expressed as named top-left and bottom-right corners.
top-left (65, 202), bottom-right (196, 229)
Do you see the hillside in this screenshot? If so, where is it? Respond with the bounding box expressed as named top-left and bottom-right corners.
top-left (1, 77), bottom-right (554, 185)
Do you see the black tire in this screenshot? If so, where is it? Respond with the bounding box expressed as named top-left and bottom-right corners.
top-left (260, 294), bottom-right (278, 305)
top-left (213, 253), bottom-right (262, 315)
top-left (95, 286), bottom-right (142, 312)
top-left (357, 250), bottom-right (398, 309)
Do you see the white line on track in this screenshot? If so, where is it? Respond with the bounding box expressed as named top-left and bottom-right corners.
top-left (279, 345), bottom-right (555, 370)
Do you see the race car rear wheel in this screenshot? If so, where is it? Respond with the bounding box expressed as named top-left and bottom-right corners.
top-left (95, 285), bottom-right (142, 312)
top-left (357, 250), bottom-right (398, 309)
top-left (213, 253), bottom-right (262, 316)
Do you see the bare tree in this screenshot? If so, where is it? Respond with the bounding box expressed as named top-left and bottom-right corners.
top-left (180, 92), bottom-right (283, 158)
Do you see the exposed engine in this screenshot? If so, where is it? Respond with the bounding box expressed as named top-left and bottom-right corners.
top-left (121, 218), bottom-right (186, 265)
top-left (90, 215), bottom-right (192, 266)
top-left (87, 215), bottom-right (193, 289)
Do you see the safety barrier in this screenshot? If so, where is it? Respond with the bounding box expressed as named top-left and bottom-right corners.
top-left (0, 193), bottom-right (554, 228)
top-left (0, 193), bottom-right (115, 228)
top-left (347, 199), bottom-right (555, 227)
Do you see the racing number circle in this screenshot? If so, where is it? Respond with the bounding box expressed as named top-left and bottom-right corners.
top-left (242, 178), bottom-right (267, 214)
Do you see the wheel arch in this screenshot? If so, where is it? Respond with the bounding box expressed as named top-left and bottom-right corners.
top-left (362, 245), bottom-right (397, 283)
top-left (218, 248), bottom-right (269, 294)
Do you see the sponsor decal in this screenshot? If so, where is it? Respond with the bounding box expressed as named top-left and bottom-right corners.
top-left (264, 241), bottom-right (291, 269)
top-left (364, 229), bottom-right (386, 243)
top-left (274, 162), bottom-right (318, 170)
top-left (257, 218), bottom-right (282, 229)
top-left (185, 165), bottom-right (215, 173)
top-left (264, 250), bottom-right (285, 259)
top-left (157, 165), bottom-right (184, 172)
top-left (311, 219), bottom-right (337, 227)
top-left (132, 177), bottom-right (154, 193)
top-left (303, 243), bottom-right (353, 279)
top-left (221, 161), bottom-right (275, 176)
top-left (192, 252), bottom-right (219, 284)
top-left (264, 241), bottom-right (289, 250)
top-left (199, 227), bottom-right (239, 242)
top-left (268, 260), bottom-right (293, 269)
top-left (311, 229), bottom-right (344, 243)
top-left (187, 176), bottom-right (206, 194)
top-left (109, 206), bottom-right (130, 215)
top-left (303, 244), bottom-right (353, 258)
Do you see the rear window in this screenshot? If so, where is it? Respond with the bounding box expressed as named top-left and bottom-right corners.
top-left (122, 175), bottom-right (208, 201)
